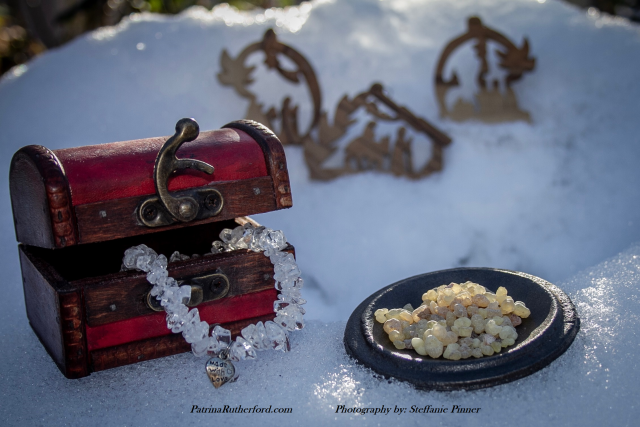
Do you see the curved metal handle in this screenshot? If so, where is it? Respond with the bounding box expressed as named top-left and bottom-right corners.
top-left (154, 118), bottom-right (214, 222)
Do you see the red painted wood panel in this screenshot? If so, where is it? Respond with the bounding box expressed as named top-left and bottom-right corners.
top-left (85, 289), bottom-right (277, 351)
top-left (54, 129), bottom-right (268, 206)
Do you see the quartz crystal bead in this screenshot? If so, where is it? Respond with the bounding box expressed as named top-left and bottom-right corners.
top-left (274, 305), bottom-right (304, 331)
top-left (219, 228), bottom-right (234, 244)
top-left (169, 251), bottom-right (190, 263)
top-left (213, 325), bottom-right (232, 346)
top-left (273, 261), bottom-right (301, 283)
top-left (148, 274), bottom-right (168, 293)
top-left (166, 304), bottom-right (189, 333)
top-left (154, 277), bottom-right (178, 299)
top-left (122, 245), bottom-right (151, 270)
top-left (176, 285), bottom-right (192, 305)
top-left (146, 255), bottom-right (168, 285)
top-left (241, 321), bottom-right (270, 350)
top-left (206, 338), bottom-right (228, 356)
top-left (191, 336), bottom-right (212, 357)
top-left (160, 287), bottom-right (178, 307)
top-left (160, 284), bottom-right (188, 308)
top-left (133, 248), bottom-right (158, 272)
top-left (223, 226), bottom-right (245, 249)
top-left (274, 300), bottom-right (289, 312)
top-left (163, 301), bottom-right (185, 317)
top-left (211, 241), bottom-right (230, 254)
top-left (228, 337), bottom-right (257, 361)
top-left (249, 226), bottom-right (266, 252)
top-left (231, 224), bottom-right (255, 249)
top-left (259, 229), bottom-right (287, 251)
top-left (274, 299), bottom-right (306, 315)
top-left (276, 276), bottom-right (303, 291)
top-left (265, 321), bottom-right (290, 351)
top-left (150, 279), bottom-right (168, 297)
top-left (268, 251), bottom-right (288, 264)
top-left (180, 309), bottom-right (200, 334)
top-left (277, 289), bottom-right (307, 305)
top-left (206, 325), bottom-right (232, 355)
top-left (183, 320), bottom-right (209, 344)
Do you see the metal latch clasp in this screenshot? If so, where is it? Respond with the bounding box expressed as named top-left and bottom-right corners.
top-left (146, 272), bottom-right (230, 311)
top-left (138, 118), bottom-right (224, 227)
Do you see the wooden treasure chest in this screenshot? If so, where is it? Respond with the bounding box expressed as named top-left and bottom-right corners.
top-left (10, 119), bottom-right (294, 379)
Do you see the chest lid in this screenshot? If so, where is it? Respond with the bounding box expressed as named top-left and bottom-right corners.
top-left (10, 119), bottom-right (292, 249)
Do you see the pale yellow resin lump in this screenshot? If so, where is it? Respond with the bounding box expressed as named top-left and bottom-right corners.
top-left (513, 301), bottom-right (531, 318)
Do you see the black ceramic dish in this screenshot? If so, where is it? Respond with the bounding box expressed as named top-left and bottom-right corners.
top-left (344, 268), bottom-right (579, 391)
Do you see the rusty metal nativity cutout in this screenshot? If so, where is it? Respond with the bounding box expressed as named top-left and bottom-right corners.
top-left (219, 29), bottom-right (451, 181)
top-left (435, 17), bottom-right (536, 123)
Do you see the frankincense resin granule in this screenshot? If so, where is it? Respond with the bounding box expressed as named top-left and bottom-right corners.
top-left (374, 282), bottom-right (531, 359)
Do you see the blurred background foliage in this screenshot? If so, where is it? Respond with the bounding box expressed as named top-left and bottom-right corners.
top-left (0, 0), bottom-right (302, 76)
top-left (0, 0), bottom-right (638, 77)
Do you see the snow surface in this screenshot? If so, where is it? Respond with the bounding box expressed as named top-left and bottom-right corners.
top-left (0, 0), bottom-right (639, 425)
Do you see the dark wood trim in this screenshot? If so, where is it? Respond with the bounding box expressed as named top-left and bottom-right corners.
top-left (223, 120), bottom-right (293, 209)
top-left (10, 146), bottom-right (78, 249)
top-left (74, 176), bottom-right (276, 244)
top-left (19, 245), bottom-right (66, 371)
top-left (90, 312), bottom-right (276, 373)
top-left (59, 290), bottom-right (89, 378)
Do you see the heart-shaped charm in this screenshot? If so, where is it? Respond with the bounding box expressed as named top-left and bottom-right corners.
top-left (205, 357), bottom-right (236, 388)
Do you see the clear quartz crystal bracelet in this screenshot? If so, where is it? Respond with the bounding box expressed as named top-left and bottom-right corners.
top-left (121, 223), bottom-right (305, 388)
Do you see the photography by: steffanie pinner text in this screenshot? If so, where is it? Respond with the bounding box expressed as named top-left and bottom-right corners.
top-left (334, 404), bottom-right (481, 415)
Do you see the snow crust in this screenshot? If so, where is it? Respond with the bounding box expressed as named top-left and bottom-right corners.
top-left (0, 0), bottom-right (639, 425)
top-left (2, 246), bottom-right (639, 425)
